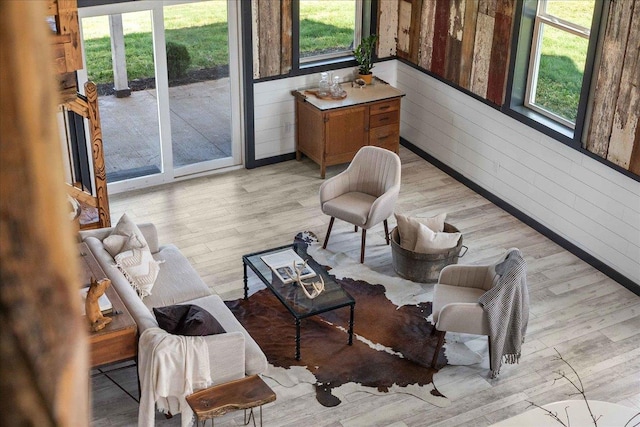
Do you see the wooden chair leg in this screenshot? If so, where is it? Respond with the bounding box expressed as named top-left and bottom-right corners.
top-left (431, 330), bottom-right (446, 368)
top-left (383, 219), bottom-right (390, 245)
top-left (360, 229), bottom-right (366, 263)
top-left (487, 335), bottom-right (493, 372)
top-left (323, 217), bottom-right (335, 249)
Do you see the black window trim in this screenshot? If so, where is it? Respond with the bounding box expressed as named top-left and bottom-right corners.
top-left (503, 0), bottom-right (605, 150)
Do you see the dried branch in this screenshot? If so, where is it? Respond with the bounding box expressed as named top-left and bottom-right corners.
top-left (552, 349), bottom-right (600, 426)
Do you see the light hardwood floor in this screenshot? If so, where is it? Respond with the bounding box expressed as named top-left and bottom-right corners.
top-left (91, 147), bottom-right (640, 426)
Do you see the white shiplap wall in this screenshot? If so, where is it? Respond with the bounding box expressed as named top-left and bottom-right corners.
top-left (394, 61), bottom-right (640, 287)
top-left (252, 61), bottom-right (396, 160)
top-left (250, 60), bottom-right (639, 286)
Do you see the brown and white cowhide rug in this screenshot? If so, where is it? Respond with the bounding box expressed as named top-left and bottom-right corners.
top-left (226, 232), bottom-right (483, 408)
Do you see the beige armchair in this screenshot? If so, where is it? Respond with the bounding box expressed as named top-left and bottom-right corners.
top-left (431, 248), bottom-right (529, 377)
top-left (319, 146), bottom-right (401, 263)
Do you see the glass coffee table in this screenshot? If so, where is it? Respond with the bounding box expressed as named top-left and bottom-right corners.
top-left (242, 242), bottom-right (355, 360)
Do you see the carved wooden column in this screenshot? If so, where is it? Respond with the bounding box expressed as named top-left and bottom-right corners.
top-left (0, 1), bottom-right (89, 425)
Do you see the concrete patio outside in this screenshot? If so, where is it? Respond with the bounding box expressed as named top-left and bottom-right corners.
top-left (98, 77), bottom-right (232, 182)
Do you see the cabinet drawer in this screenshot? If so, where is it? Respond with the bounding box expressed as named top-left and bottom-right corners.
top-left (369, 124), bottom-right (399, 151)
top-left (369, 99), bottom-right (400, 115)
top-left (369, 110), bottom-right (399, 128)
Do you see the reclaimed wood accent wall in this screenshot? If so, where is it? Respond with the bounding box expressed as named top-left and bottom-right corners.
top-left (586, 0), bottom-right (640, 175)
top-left (253, 0), bottom-right (292, 79)
top-left (379, 0), bottom-right (515, 106)
top-left (1, 1), bottom-right (89, 425)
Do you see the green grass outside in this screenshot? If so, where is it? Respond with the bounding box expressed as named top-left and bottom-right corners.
top-left (299, 0), bottom-right (355, 57)
top-left (535, 0), bottom-right (595, 123)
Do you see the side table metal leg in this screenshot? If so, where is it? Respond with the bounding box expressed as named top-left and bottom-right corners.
top-left (295, 319), bottom-right (301, 360)
top-left (244, 408), bottom-right (256, 427)
top-left (348, 304), bottom-right (354, 345)
top-left (243, 261), bottom-right (248, 300)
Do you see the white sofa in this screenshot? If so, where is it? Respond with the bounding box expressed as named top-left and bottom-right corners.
top-left (80, 223), bottom-right (268, 385)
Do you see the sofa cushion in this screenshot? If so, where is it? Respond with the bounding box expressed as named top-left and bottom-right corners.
top-left (115, 246), bottom-right (162, 299)
top-left (141, 244), bottom-right (212, 309)
top-left (186, 295), bottom-right (268, 376)
top-left (104, 213), bottom-right (149, 257)
top-left (322, 192), bottom-right (377, 227)
top-left (154, 304), bottom-right (225, 336)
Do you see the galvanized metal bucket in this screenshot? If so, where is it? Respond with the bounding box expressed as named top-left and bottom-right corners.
top-left (390, 223), bottom-right (467, 283)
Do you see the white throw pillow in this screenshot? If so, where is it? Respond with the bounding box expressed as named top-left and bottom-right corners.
top-left (103, 213), bottom-right (149, 257)
top-left (413, 222), bottom-right (461, 254)
top-left (115, 247), bottom-right (161, 299)
top-left (395, 212), bottom-right (446, 251)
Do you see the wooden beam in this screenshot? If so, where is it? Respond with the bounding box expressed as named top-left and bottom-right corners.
top-left (258, 0), bottom-right (282, 78)
top-left (586, 0), bottom-right (634, 158)
top-left (0, 1), bottom-right (88, 425)
top-left (418, 0), bottom-right (437, 69)
top-left (281, 0), bottom-right (292, 75)
top-left (606, 0), bottom-right (640, 169)
top-left (378, 0), bottom-right (399, 58)
top-left (445, 0), bottom-right (465, 84)
top-left (431, 0), bottom-right (451, 77)
top-left (459, 0), bottom-right (479, 89)
top-left (470, 12), bottom-right (494, 98)
top-left (55, 0), bottom-right (82, 72)
top-left (85, 82), bottom-right (111, 228)
top-left (486, 0), bottom-right (514, 105)
top-left (397, 0), bottom-right (413, 58)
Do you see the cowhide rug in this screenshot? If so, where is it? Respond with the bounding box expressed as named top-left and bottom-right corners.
top-left (226, 232), bottom-right (483, 408)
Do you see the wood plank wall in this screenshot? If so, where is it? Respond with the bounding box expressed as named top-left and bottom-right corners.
top-left (254, 0), bottom-right (292, 79)
top-left (381, 0), bottom-right (515, 106)
top-left (586, 0), bottom-right (640, 175)
top-left (376, 0), bottom-right (639, 177)
top-left (250, 0), bottom-right (639, 177)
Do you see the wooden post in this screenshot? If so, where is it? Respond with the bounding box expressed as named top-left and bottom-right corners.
top-left (109, 14), bottom-right (131, 98)
top-left (0, 1), bottom-right (89, 425)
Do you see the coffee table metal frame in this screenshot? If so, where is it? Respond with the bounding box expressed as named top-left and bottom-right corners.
top-left (242, 243), bottom-right (355, 360)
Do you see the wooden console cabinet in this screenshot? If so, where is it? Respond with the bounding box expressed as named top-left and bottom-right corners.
top-left (293, 80), bottom-right (405, 178)
top-left (78, 243), bottom-right (137, 368)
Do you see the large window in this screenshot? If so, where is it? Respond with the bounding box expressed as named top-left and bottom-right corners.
top-left (525, 0), bottom-right (595, 128)
top-left (506, 0), bottom-right (602, 142)
top-left (298, 0), bottom-right (363, 65)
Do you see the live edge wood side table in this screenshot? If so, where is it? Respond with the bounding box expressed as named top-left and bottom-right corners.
top-left (186, 375), bottom-right (276, 427)
top-left (78, 242), bottom-right (137, 368)
top-left (292, 78), bottom-right (405, 178)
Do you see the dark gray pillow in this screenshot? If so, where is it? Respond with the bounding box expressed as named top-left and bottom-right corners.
top-left (153, 304), bottom-right (225, 336)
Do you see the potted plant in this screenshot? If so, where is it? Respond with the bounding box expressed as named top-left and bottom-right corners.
top-left (353, 34), bottom-right (378, 84)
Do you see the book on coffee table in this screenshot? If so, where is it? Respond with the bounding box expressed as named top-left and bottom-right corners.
top-left (261, 249), bottom-right (316, 284)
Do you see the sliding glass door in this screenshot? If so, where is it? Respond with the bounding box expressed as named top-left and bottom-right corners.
top-left (78, 0), bottom-right (242, 193)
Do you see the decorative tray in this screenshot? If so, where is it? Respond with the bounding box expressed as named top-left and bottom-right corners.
top-left (304, 89), bottom-right (347, 100)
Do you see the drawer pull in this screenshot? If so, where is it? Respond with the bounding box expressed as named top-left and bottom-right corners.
top-left (378, 106), bottom-right (390, 110)
top-left (378, 134), bottom-right (391, 140)
top-left (379, 117), bottom-right (389, 122)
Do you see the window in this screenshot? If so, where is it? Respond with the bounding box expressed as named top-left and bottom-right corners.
top-left (525, 0), bottom-right (595, 128)
top-left (506, 0), bottom-right (603, 142)
top-left (298, 0), bottom-right (363, 65)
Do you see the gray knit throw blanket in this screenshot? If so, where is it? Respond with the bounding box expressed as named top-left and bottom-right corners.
top-left (478, 249), bottom-right (529, 378)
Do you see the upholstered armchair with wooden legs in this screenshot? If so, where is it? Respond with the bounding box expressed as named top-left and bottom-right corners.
top-left (430, 248), bottom-right (528, 376)
top-left (319, 146), bottom-right (401, 263)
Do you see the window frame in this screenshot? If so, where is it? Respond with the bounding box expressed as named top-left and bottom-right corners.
top-left (524, 0), bottom-right (593, 129)
top-left (504, 0), bottom-right (605, 147)
top-left (292, 0), bottom-right (371, 73)
top-left (298, 0), bottom-right (363, 66)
